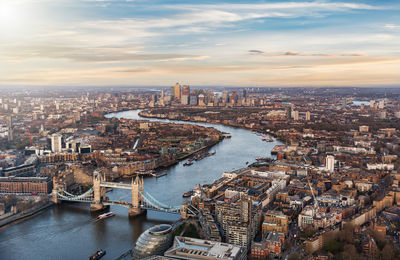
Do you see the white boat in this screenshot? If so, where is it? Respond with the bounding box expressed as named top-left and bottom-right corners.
top-left (97, 212), bottom-right (115, 220)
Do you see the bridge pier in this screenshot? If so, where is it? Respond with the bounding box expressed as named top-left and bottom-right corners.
top-left (90, 203), bottom-right (109, 212)
top-left (128, 207), bottom-right (147, 217)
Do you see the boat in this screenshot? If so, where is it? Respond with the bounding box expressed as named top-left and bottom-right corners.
top-left (156, 172), bottom-right (167, 178)
top-left (261, 135), bottom-right (274, 142)
top-left (221, 132), bottom-right (231, 138)
top-left (208, 151), bottom-right (216, 156)
top-left (182, 190), bottom-right (193, 197)
top-left (183, 161), bottom-right (193, 166)
top-left (97, 212), bottom-right (115, 220)
top-left (136, 170), bottom-right (156, 177)
top-left (89, 249), bottom-right (106, 260)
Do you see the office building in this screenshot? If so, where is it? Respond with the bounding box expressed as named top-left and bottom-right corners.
top-left (181, 85), bottom-right (190, 105)
top-left (51, 134), bottom-right (62, 153)
top-left (174, 83), bottom-right (181, 101)
top-left (326, 155), bottom-right (335, 173)
top-left (164, 236), bottom-right (246, 260)
top-left (198, 94), bottom-right (205, 106)
top-left (306, 111), bottom-right (311, 121)
top-left (262, 210), bottom-right (288, 236)
top-left (133, 224), bottom-right (173, 259)
top-left (292, 110), bottom-right (299, 121)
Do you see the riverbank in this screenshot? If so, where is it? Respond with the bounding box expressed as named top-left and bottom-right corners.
top-left (138, 109), bottom-right (283, 141)
top-left (0, 201), bottom-right (53, 229)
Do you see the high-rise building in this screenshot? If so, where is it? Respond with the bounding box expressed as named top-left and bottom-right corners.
top-left (293, 110), bottom-right (299, 120)
top-left (181, 85), bottom-right (190, 105)
top-left (51, 134), bottom-right (62, 153)
top-left (305, 111), bottom-right (311, 121)
top-left (230, 91), bottom-right (237, 105)
top-left (214, 94), bottom-right (219, 106)
top-left (222, 90), bottom-right (229, 104)
top-left (190, 95), bottom-right (198, 105)
top-left (378, 100), bottom-right (385, 109)
top-left (174, 82), bottom-right (181, 101)
top-left (170, 86), bottom-right (175, 100)
top-left (286, 106), bottom-right (292, 119)
top-left (198, 94), bottom-right (205, 106)
top-left (326, 155), bottom-right (335, 173)
top-left (370, 100), bottom-right (375, 108)
top-left (7, 116), bottom-right (13, 142)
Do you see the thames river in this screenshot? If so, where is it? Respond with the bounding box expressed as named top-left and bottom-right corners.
top-left (0, 110), bottom-right (281, 260)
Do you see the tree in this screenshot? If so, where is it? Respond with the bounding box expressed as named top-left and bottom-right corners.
top-left (288, 252), bottom-right (301, 260)
top-left (339, 223), bottom-right (355, 244)
top-left (324, 240), bottom-right (342, 254)
top-left (342, 244), bottom-right (358, 260)
top-left (381, 244), bottom-right (394, 260)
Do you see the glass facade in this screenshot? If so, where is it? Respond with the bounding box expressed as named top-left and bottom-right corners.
top-left (132, 224), bottom-right (173, 259)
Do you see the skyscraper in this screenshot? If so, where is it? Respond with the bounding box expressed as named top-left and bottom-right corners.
top-left (174, 83), bottom-right (181, 101)
top-left (198, 94), bottom-right (205, 106)
top-left (170, 86), bottom-right (175, 100)
top-left (181, 85), bottom-right (190, 105)
top-left (293, 110), bottom-right (299, 121)
top-left (51, 134), bottom-right (62, 153)
top-left (286, 107), bottom-right (292, 120)
top-left (306, 111), bottom-right (311, 121)
top-left (222, 90), bottom-right (229, 104)
top-left (326, 155), bottom-right (335, 173)
top-left (7, 116), bottom-right (13, 142)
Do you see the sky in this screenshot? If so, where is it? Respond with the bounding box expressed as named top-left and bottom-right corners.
top-left (0, 0), bottom-right (399, 87)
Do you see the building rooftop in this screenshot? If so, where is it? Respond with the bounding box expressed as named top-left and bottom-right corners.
top-left (164, 236), bottom-right (245, 260)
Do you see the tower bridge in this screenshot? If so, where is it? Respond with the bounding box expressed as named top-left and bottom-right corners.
top-left (52, 172), bottom-right (196, 218)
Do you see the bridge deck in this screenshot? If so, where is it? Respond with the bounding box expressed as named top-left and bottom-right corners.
top-left (100, 182), bottom-right (132, 190)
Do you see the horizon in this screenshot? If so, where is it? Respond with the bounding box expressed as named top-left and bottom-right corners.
top-left (1, 0), bottom-right (400, 87)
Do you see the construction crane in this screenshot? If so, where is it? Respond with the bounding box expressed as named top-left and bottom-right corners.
top-left (307, 178), bottom-right (319, 215)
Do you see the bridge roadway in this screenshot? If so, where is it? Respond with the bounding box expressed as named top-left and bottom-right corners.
top-left (100, 181), bottom-right (132, 190)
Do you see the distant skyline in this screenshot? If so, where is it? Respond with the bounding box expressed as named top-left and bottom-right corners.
top-left (0, 0), bottom-right (399, 87)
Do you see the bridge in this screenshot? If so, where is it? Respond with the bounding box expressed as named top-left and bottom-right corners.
top-left (52, 172), bottom-right (198, 218)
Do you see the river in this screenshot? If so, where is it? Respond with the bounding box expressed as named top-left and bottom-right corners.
top-left (0, 110), bottom-right (281, 260)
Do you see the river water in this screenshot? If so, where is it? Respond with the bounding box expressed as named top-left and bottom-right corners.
top-left (0, 110), bottom-right (281, 260)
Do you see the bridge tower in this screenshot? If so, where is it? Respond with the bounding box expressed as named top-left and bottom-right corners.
top-left (90, 171), bottom-right (107, 212)
top-left (52, 178), bottom-right (62, 204)
top-left (129, 175), bottom-right (146, 217)
top-left (180, 203), bottom-right (188, 219)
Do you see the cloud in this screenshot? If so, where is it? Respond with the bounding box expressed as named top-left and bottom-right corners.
top-left (384, 24), bottom-right (400, 29)
top-left (0, 45), bottom-right (208, 63)
top-left (249, 50), bottom-right (264, 54)
top-left (249, 50), bottom-right (366, 57)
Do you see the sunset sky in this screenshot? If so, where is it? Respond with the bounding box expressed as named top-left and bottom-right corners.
top-left (0, 0), bottom-right (399, 87)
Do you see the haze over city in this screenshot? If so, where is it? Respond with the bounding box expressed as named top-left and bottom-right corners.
top-left (1, 0), bottom-right (400, 87)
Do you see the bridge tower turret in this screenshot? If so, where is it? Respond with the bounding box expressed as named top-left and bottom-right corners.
top-left (129, 175), bottom-right (146, 217)
top-left (90, 171), bottom-right (107, 212)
